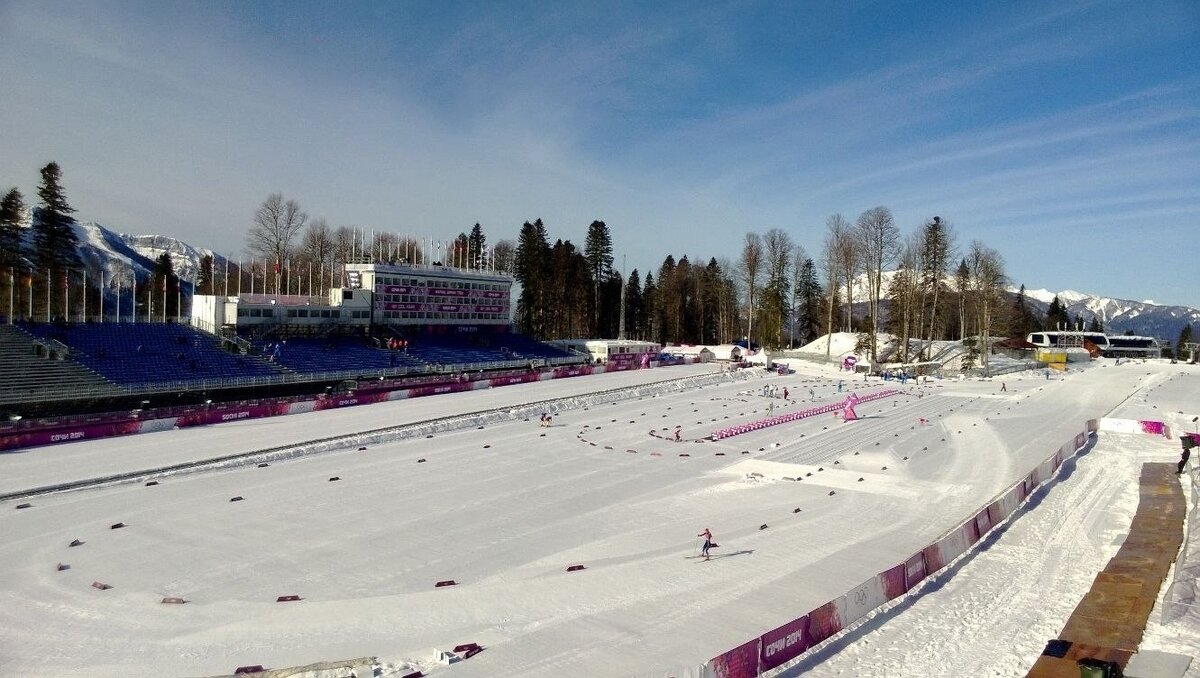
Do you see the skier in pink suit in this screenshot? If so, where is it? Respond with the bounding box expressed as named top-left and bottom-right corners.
top-left (698, 528), bottom-right (714, 559)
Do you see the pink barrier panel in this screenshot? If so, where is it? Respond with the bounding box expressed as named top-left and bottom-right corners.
top-left (989, 485), bottom-right (1024, 526)
top-left (709, 390), bottom-right (898, 440)
top-left (842, 576), bottom-right (888, 628)
top-left (804, 599), bottom-right (844, 647)
top-left (924, 521), bottom-right (977, 573)
top-left (706, 638), bottom-right (760, 678)
top-left (973, 508), bottom-right (992, 537)
top-left (312, 391), bottom-right (390, 411)
top-left (1087, 418), bottom-right (1098, 432)
top-left (904, 551), bottom-right (927, 591)
top-left (1139, 420), bottom-right (1166, 436)
top-left (879, 564), bottom-right (907, 600)
top-left (1075, 431), bottom-right (1087, 449)
top-left (707, 428), bottom-right (1096, 675)
top-left (173, 402), bottom-right (293, 428)
top-left (0, 418), bottom-right (144, 451)
top-left (758, 615), bottom-right (811, 671)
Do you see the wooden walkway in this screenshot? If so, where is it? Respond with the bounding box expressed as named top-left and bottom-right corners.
top-left (1027, 462), bottom-right (1186, 676)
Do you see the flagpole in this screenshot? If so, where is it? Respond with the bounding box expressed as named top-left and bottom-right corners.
top-left (224, 257), bottom-right (229, 297)
top-left (45, 269), bottom-right (50, 323)
top-left (237, 259), bottom-right (242, 296)
top-left (64, 270), bottom-right (70, 323)
top-left (7, 267), bottom-right (12, 324)
top-left (132, 273), bottom-right (137, 323)
top-left (99, 270), bottom-right (104, 322)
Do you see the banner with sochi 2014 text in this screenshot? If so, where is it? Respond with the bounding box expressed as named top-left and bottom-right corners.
top-left (758, 615), bottom-right (811, 672)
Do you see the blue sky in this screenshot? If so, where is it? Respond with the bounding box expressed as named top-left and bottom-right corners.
top-left (1, 1), bottom-right (1197, 307)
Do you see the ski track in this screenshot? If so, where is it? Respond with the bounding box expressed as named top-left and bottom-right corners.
top-left (1, 363), bottom-right (1197, 677)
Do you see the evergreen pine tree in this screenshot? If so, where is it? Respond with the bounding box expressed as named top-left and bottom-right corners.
top-left (1011, 285), bottom-right (1035, 337)
top-left (33, 162), bottom-right (81, 270)
top-left (796, 257), bottom-right (823, 346)
top-left (152, 252), bottom-right (179, 320)
top-left (0, 188), bottom-right (26, 266)
top-left (1177, 324), bottom-right (1194, 362)
top-left (642, 272), bottom-right (658, 344)
top-left (584, 221), bottom-right (613, 335)
top-left (625, 269), bottom-right (643, 339)
top-left (467, 223), bottom-right (487, 269)
top-left (514, 219), bottom-right (550, 337)
top-left (197, 255), bottom-right (215, 295)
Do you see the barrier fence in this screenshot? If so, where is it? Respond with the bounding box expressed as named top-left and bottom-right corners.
top-left (709, 390), bottom-right (899, 440)
top-left (0, 359), bottom-right (702, 453)
top-left (700, 418), bottom-right (1101, 678)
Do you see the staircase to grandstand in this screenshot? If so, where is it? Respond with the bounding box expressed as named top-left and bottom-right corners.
top-left (0, 324), bottom-right (125, 406)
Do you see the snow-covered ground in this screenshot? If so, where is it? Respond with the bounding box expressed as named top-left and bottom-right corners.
top-left (0, 359), bottom-right (1195, 677)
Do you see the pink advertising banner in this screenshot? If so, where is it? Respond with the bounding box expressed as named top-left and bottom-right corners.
top-left (172, 402), bottom-right (293, 428)
top-left (376, 285), bottom-right (413, 294)
top-left (0, 419), bottom-right (144, 451)
top-left (879, 563), bottom-right (908, 600)
top-left (313, 391), bottom-right (390, 411)
top-left (973, 509), bottom-right (993, 537)
top-left (758, 615), bottom-right (811, 671)
top-left (429, 288), bottom-right (468, 297)
top-left (1139, 420), bottom-right (1166, 436)
top-left (904, 551), bottom-right (927, 591)
top-left (707, 638), bottom-right (760, 678)
top-left (804, 600), bottom-right (844, 647)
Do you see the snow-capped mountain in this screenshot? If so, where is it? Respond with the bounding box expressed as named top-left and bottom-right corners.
top-left (15, 211), bottom-right (224, 292)
top-left (1014, 287), bottom-right (1200, 339)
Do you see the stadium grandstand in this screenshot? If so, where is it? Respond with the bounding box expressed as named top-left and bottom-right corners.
top-left (0, 260), bottom-right (587, 421)
top-left (1026, 330), bottom-right (1162, 359)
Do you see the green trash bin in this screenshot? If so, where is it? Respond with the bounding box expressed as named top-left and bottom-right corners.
top-left (1077, 657), bottom-right (1122, 678)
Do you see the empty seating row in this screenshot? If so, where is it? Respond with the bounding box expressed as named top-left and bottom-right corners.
top-left (19, 322), bottom-right (284, 386)
top-left (253, 337), bottom-right (426, 374)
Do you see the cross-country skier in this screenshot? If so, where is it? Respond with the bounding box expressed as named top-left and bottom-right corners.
top-left (674, 426), bottom-right (682, 442)
top-left (783, 387), bottom-right (789, 401)
top-left (698, 528), bottom-right (714, 559)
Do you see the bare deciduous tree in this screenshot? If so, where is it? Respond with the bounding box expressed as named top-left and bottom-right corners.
top-left (828, 213), bottom-right (858, 334)
top-left (247, 193), bottom-right (307, 292)
top-left (761, 228), bottom-right (793, 349)
top-left (968, 241), bottom-right (1007, 373)
top-left (739, 232), bottom-right (763, 348)
top-left (492, 239), bottom-right (515, 274)
top-left (820, 218), bottom-right (843, 361)
top-left (856, 205), bottom-right (900, 363)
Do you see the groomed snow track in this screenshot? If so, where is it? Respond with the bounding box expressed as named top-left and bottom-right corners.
top-left (0, 370), bottom-right (750, 502)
